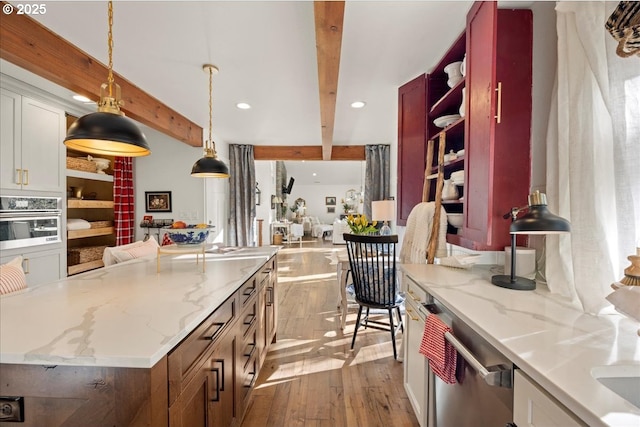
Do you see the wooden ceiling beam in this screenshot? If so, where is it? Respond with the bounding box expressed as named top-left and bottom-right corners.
top-left (0, 4), bottom-right (202, 148)
top-left (314, 1), bottom-right (345, 161)
top-left (254, 145), bottom-right (364, 161)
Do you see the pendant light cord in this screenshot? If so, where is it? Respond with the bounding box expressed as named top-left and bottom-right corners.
top-left (208, 65), bottom-right (213, 151)
top-left (107, 1), bottom-right (114, 98)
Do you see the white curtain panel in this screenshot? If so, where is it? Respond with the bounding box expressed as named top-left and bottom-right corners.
top-left (545, 1), bottom-right (640, 314)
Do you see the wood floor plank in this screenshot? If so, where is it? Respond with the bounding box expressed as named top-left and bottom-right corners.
top-left (240, 240), bottom-right (419, 427)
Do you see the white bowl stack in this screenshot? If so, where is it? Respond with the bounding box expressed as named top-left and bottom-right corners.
top-left (450, 170), bottom-right (465, 186)
top-left (444, 61), bottom-right (463, 88)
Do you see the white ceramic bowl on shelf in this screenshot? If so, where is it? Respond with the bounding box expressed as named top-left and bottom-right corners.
top-left (434, 114), bottom-right (461, 128)
top-left (447, 213), bottom-right (464, 229)
top-left (447, 75), bottom-right (464, 88)
top-left (444, 61), bottom-right (463, 77)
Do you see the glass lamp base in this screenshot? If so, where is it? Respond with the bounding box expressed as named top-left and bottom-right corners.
top-left (491, 274), bottom-right (536, 291)
top-left (380, 223), bottom-right (391, 235)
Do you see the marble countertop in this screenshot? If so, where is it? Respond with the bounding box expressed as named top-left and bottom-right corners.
top-left (401, 263), bottom-right (640, 427)
top-left (0, 246), bottom-right (278, 369)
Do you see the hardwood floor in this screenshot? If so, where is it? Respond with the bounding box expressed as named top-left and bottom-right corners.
top-left (241, 238), bottom-right (419, 427)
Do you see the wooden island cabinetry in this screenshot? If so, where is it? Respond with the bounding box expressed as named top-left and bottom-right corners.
top-left (397, 1), bottom-right (532, 251)
top-left (168, 255), bottom-right (277, 427)
top-left (0, 252), bottom-right (278, 427)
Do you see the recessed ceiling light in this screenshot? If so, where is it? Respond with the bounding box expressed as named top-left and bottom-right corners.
top-left (72, 94), bottom-right (93, 103)
top-left (236, 102), bottom-right (251, 110)
top-left (312, 173), bottom-right (317, 176)
top-left (351, 101), bottom-right (366, 109)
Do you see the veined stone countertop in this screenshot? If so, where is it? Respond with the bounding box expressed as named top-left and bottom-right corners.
top-left (401, 263), bottom-right (640, 427)
top-left (0, 246), bottom-right (278, 369)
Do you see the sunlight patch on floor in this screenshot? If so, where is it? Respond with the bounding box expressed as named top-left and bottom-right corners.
top-left (277, 272), bottom-right (336, 283)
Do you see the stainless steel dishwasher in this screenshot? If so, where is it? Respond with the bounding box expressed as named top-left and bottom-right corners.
top-left (425, 294), bottom-right (514, 427)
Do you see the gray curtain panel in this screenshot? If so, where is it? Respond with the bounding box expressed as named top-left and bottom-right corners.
top-left (229, 144), bottom-right (256, 246)
top-left (364, 145), bottom-right (391, 218)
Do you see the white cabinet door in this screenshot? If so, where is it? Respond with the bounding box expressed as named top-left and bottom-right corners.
top-left (0, 88), bottom-right (22, 191)
top-left (0, 89), bottom-right (65, 192)
top-left (404, 297), bottom-right (428, 427)
top-left (21, 96), bottom-right (66, 192)
top-left (1, 248), bottom-right (65, 287)
top-left (514, 370), bottom-right (586, 427)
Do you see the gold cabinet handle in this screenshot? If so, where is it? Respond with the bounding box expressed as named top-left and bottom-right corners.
top-left (406, 308), bottom-right (419, 321)
top-left (495, 81), bottom-right (502, 124)
top-left (407, 289), bottom-right (421, 302)
top-left (15, 168), bottom-right (22, 185)
top-left (23, 258), bottom-right (30, 275)
top-left (23, 169), bottom-right (29, 185)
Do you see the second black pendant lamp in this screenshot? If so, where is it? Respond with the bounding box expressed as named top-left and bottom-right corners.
top-left (64, 1), bottom-right (150, 157)
top-left (191, 64), bottom-right (230, 178)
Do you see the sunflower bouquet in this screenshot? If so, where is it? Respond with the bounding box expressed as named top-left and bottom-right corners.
top-left (346, 214), bottom-right (378, 235)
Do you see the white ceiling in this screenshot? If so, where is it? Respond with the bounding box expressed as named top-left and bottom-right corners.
top-left (7, 0), bottom-right (474, 149)
top-left (14, 1), bottom-right (569, 186)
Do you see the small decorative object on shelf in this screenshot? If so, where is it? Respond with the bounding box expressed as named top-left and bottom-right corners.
top-left (346, 214), bottom-right (378, 235)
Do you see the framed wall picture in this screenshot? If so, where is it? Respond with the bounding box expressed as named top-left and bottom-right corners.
top-left (325, 196), bottom-right (336, 206)
top-left (327, 206), bottom-right (335, 214)
top-left (145, 191), bottom-right (172, 212)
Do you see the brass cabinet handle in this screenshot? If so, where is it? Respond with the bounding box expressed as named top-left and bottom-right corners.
top-left (23, 169), bottom-right (29, 185)
top-left (23, 258), bottom-right (30, 274)
top-left (406, 308), bottom-right (419, 321)
top-left (407, 289), bottom-right (421, 302)
top-left (15, 169), bottom-right (22, 185)
top-left (495, 81), bottom-right (502, 124)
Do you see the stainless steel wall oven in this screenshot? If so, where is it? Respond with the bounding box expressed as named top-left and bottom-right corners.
top-left (0, 196), bottom-right (62, 250)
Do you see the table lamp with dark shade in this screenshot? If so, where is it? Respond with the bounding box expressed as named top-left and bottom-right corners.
top-left (491, 190), bottom-right (571, 291)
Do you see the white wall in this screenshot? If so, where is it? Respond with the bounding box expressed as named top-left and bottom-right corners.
top-left (286, 184), bottom-right (362, 224)
top-left (133, 127), bottom-right (206, 242)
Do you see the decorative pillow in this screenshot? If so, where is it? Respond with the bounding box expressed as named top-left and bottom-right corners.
top-left (0, 256), bottom-right (27, 295)
top-left (103, 239), bottom-right (145, 266)
top-left (67, 218), bottom-right (91, 230)
top-left (111, 237), bottom-right (159, 264)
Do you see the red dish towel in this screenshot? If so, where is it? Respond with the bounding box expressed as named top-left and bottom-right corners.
top-left (419, 314), bottom-right (458, 384)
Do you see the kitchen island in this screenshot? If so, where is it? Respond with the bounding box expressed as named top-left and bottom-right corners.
top-left (401, 263), bottom-right (640, 427)
top-left (0, 246), bottom-right (279, 426)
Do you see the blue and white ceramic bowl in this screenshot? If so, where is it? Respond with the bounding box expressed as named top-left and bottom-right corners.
top-left (164, 226), bottom-right (213, 245)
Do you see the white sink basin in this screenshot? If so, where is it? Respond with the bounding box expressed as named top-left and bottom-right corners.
top-left (591, 365), bottom-right (640, 408)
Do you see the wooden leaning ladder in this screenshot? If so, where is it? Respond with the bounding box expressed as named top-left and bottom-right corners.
top-left (422, 132), bottom-right (447, 264)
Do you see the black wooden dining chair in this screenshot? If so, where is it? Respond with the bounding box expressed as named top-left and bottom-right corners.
top-left (343, 233), bottom-right (404, 360)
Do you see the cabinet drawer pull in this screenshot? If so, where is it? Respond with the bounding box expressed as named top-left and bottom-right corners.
top-left (406, 308), bottom-right (419, 321)
top-left (243, 314), bottom-right (257, 332)
top-left (266, 287), bottom-right (274, 306)
top-left (209, 358), bottom-right (225, 402)
top-left (22, 258), bottom-right (29, 275)
top-left (210, 365), bottom-right (221, 402)
top-left (23, 169), bottom-right (29, 185)
top-left (205, 322), bottom-right (225, 341)
top-left (495, 81), bottom-right (502, 124)
top-left (407, 290), bottom-right (421, 302)
top-left (15, 169), bottom-right (22, 185)
top-left (244, 343), bottom-right (256, 359)
top-left (243, 371), bottom-right (256, 388)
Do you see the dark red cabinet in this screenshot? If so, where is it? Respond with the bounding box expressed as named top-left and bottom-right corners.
top-left (461, 1), bottom-right (532, 250)
top-left (397, 74), bottom-right (427, 226)
top-left (397, 1), bottom-right (532, 251)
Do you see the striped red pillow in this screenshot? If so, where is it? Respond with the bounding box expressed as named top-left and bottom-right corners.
top-left (0, 257), bottom-right (27, 295)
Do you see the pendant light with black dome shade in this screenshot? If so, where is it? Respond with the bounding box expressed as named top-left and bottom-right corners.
top-left (191, 64), bottom-right (230, 178)
top-left (64, 1), bottom-right (150, 157)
